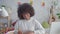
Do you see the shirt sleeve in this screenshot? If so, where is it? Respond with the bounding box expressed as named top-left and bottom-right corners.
top-left (34, 19), bottom-right (45, 34)
top-left (14, 22), bottom-right (19, 32)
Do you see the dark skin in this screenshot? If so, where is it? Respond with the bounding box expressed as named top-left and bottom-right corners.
top-left (23, 31), bottom-right (34, 34)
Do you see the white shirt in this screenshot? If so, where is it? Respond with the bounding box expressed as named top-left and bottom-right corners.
top-left (14, 18), bottom-right (45, 34)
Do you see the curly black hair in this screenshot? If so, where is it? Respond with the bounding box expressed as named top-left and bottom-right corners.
top-left (17, 3), bottom-right (35, 19)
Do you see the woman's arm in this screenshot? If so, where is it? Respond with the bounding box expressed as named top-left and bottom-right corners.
top-left (34, 19), bottom-right (45, 34)
top-left (14, 22), bottom-right (23, 34)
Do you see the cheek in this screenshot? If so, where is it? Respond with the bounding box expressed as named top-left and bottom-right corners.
top-left (23, 15), bottom-right (28, 18)
top-left (27, 14), bottom-right (30, 17)
top-left (25, 14), bottom-right (30, 17)
top-left (24, 15), bottom-right (30, 19)
top-left (23, 14), bottom-right (30, 18)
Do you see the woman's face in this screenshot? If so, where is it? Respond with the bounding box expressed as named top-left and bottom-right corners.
top-left (22, 13), bottom-right (30, 20)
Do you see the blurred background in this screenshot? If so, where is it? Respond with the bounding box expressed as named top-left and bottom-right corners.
top-left (0, 0), bottom-right (60, 34)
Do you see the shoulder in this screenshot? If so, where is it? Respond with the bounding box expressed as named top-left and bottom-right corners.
top-left (32, 18), bottom-right (41, 24)
top-left (33, 18), bottom-right (39, 23)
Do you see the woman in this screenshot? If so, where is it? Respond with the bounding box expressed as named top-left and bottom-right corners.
top-left (14, 3), bottom-right (45, 34)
